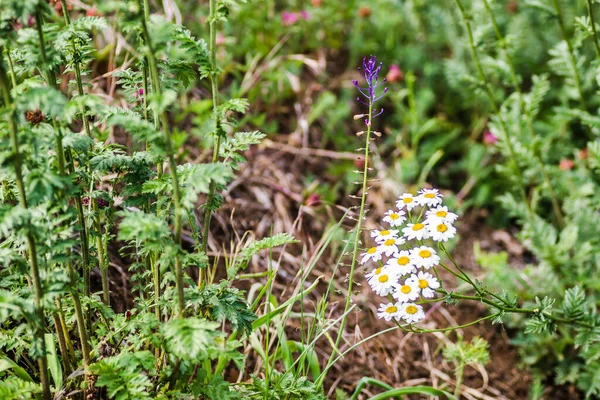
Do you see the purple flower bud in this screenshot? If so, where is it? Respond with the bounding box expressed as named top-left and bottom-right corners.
top-left (354, 55), bottom-right (388, 114)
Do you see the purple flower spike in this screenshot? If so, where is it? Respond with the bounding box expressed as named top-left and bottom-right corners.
top-left (355, 55), bottom-right (388, 119)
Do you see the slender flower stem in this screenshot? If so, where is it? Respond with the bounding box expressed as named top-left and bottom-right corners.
top-left (200, 0), bottom-right (221, 273)
top-left (586, 0), bottom-right (600, 58)
top-left (481, 0), bottom-right (565, 227)
top-left (320, 97), bottom-right (374, 390)
top-left (0, 49), bottom-right (51, 400)
top-left (454, 0), bottom-right (531, 214)
top-left (138, 1), bottom-right (185, 315)
top-left (551, 0), bottom-right (587, 108)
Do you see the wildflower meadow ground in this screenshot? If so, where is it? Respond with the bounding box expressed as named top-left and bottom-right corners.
top-left (1, 1), bottom-right (600, 399)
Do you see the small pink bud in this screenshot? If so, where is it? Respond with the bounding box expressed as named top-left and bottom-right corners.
top-left (386, 64), bottom-right (403, 83)
top-left (300, 10), bottom-right (310, 20)
top-left (305, 193), bottom-right (321, 207)
top-left (559, 159), bottom-right (574, 171)
top-left (483, 131), bottom-right (498, 145)
top-left (215, 33), bottom-right (226, 46)
top-left (281, 11), bottom-right (299, 26)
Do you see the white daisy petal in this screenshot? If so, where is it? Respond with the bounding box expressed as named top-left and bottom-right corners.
top-left (410, 246), bottom-right (440, 269)
top-left (402, 222), bottom-right (430, 241)
top-left (377, 302), bottom-right (403, 321)
top-left (407, 271), bottom-right (441, 298)
top-left (392, 279), bottom-right (420, 302)
top-left (416, 188), bottom-right (443, 207)
top-left (400, 302), bottom-right (425, 324)
top-left (371, 229), bottom-right (398, 244)
top-left (360, 246), bottom-right (383, 264)
top-left (385, 250), bottom-right (416, 275)
top-left (425, 206), bottom-right (458, 224)
top-left (426, 220), bottom-right (457, 242)
top-left (396, 193), bottom-right (418, 211)
top-left (369, 269), bottom-right (399, 296)
top-left (376, 237), bottom-right (405, 257)
top-left (382, 209), bottom-right (407, 227)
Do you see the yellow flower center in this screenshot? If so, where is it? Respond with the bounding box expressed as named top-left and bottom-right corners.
top-left (412, 223), bottom-right (424, 231)
top-left (424, 193), bottom-right (436, 199)
top-left (397, 256), bottom-right (410, 265)
top-left (383, 239), bottom-right (395, 246)
top-left (367, 247), bottom-right (377, 254)
top-left (380, 230), bottom-right (390, 235)
top-left (403, 197), bottom-right (413, 203)
top-left (385, 306), bottom-right (398, 313)
top-left (437, 224), bottom-right (448, 233)
top-left (390, 213), bottom-right (400, 220)
top-left (418, 279), bottom-right (429, 289)
top-left (419, 249), bottom-right (431, 258)
top-left (435, 210), bottom-right (447, 217)
top-left (400, 285), bottom-right (412, 294)
top-left (406, 305), bottom-right (418, 315)
top-left (378, 275), bottom-right (389, 283)
top-left (375, 267), bottom-right (382, 275)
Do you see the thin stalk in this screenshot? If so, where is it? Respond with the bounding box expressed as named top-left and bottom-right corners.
top-left (454, 0), bottom-right (531, 213)
top-left (200, 0), bottom-right (221, 269)
top-left (3, 47), bottom-right (17, 88)
top-left (61, 2), bottom-right (110, 306)
top-left (93, 202), bottom-right (110, 306)
top-left (138, 0), bottom-right (185, 315)
top-left (0, 49), bottom-right (51, 400)
top-left (481, 0), bottom-right (564, 227)
top-left (319, 100), bottom-right (373, 388)
top-left (586, 0), bottom-right (600, 58)
top-left (551, 0), bottom-right (587, 108)
top-left (140, 55), bottom-right (161, 325)
top-left (454, 362), bottom-right (464, 398)
top-left (51, 310), bottom-right (71, 375)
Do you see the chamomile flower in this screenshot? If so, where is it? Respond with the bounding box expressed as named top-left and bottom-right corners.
top-left (407, 271), bottom-right (440, 298)
top-left (392, 279), bottom-right (420, 303)
top-left (361, 246), bottom-right (383, 264)
top-left (382, 209), bottom-right (406, 227)
top-left (396, 193), bottom-right (418, 211)
top-left (365, 266), bottom-right (387, 285)
top-left (370, 229), bottom-right (398, 244)
top-left (377, 302), bottom-right (403, 321)
top-left (410, 246), bottom-right (440, 269)
top-left (377, 237), bottom-right (405, 257)
top-left (385, 250), bottom-right (416, 275)
top-left (425, 205), bottom-right (458, 224)
top-left (369, 269), bottom-right (399, 296)
top-left (402, 222), bottom-right (430, 241)
top-left (416, 188), bottom-right (443, 207)
top-left (427, 220), bottom-right (457, 242)
top-left (400, 302), bottom-right (425, 324)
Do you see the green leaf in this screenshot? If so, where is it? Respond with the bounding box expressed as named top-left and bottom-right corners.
top-left (161, 318), bottom-right (221, 361)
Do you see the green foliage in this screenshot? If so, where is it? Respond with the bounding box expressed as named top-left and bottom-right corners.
top-left (162, 318), bottom-right (221, 361)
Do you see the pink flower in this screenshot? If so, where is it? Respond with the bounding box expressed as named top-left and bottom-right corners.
top-left (300, 10), bottom-right (310, 20)
top-left (483, 131), bottom-right (498, 145)
top-left (216, 33), bottom-right (226, 46)
top-left (281, 11), bottom-right (299, 26)
top-left (559, 159), bottom-right (574, 171)
top-left (386, 64), bottom-right (403, 83)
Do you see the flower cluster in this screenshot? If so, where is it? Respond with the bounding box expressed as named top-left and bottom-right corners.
top-left (361, 188), bottom-right (458, 324)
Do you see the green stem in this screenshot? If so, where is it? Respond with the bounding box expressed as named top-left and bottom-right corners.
top-left (0, 48), bottom-right (51, 400)
top-left (481, 0), bottom-right (564, 227)
top-left (454, 362), bottom-right (464, 398)
top-left (200, 0), bottom-right (222, 275)
top-left (551, 0), bottom-right (587, 108)
top-left (3, 47), bottom-right (17, 89)
top-left (587, 0), bottom-right (600, 58)
top-left (319, 95), bottom-right (374, 389)
top-left (139, 1), bottom-right (185, 315)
